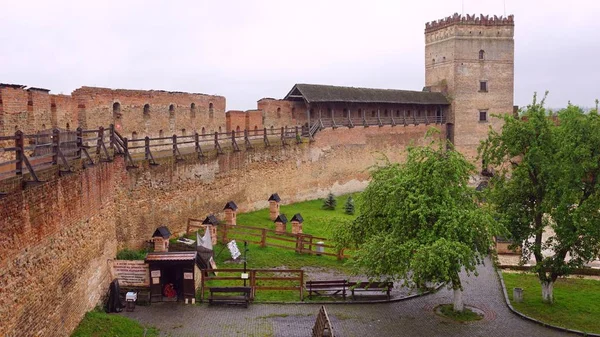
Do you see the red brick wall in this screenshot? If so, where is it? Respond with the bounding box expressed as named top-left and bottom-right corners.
top-left (225, 110), bottom-right (246, 133)
top-left (0, 159), bottom-right (124, 337)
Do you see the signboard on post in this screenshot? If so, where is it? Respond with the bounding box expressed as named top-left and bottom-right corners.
top-left (113, 260), bottom-right (150, 287)
top-left (227, 240), bottom-right (241, 260)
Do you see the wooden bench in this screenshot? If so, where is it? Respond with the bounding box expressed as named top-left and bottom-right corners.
top-left (347, 281), bottom-right (393, 300)
top-left (208, 287), bottom-right (251, 308)
top-left (306, 280), bottom-right (347, 299)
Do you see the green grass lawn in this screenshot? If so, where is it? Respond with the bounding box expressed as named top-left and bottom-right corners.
top-left (203, 193), bottom-right (359, 272)
top-left (197, 193), bottom-right (360, 302)
top-left (503, 272), bottom-right (600, 334)
top-left (71, 310), bottom-right (159, 337)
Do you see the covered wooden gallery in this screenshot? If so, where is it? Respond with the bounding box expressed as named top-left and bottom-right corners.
top-left (283, 83), bottom-right (450, 127)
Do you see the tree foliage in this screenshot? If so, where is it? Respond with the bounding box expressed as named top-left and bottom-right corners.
top-left (322, 192), bottom-right (337, 210)
top-left (344, 196), bottom-right (355, 215)
top-left (333, 139), bottom-right (498, 310)
top-left (479, 93), bottom-right (600, 302)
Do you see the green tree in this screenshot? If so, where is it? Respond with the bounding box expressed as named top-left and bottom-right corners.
top-left (333, 139), bottom-right (497, 312)
top-left (344, 196), bottom-right (355, 215)
top-left (322, 192), bottom-right (337, 210)
top-left (479, 93), bottom-right (600, 303)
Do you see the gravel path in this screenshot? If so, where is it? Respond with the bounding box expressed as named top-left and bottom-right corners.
top-left (123, 258), bottom-right (572, 337)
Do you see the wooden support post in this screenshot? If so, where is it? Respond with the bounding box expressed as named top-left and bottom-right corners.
top-left (194, 132), bottom-right (204, 158)
top-left (222, 224), bottom-right (228, 244)
top-left (97, 126), bottom-right (104, 155)
top-left (172, 134), bottom-right (178, 158)
top-left (15, 130), bottom-right (23, 175)
top-left (299, 270), bottom-right (304, 301)
top-left (261, 229), bottom-right (267, 247)
top-left (52, 128), bottom-right (60, 165)
top-left (231, 130), bottom-right (240, 151)
top-left (76, 127), bottom-right (83, 159)
top-left (144, 136), bottom-right (150, 160)
top-left (263, 128), bottom-right (269, 146)
top-left (109, 124), bottom-right (115, 152)
top-left (250, 270), bottom-right (257, 300)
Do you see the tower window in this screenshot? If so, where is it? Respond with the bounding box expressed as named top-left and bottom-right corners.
top-left (479, 110), bottom-right (488, 122)
top-left (479, 50), bottom-right (485, 60)
top-left (479, 81), bottom-right (488, 92)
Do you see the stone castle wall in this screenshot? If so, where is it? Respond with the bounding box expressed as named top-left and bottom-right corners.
top-left (0, 124), bottom-right (444, 336)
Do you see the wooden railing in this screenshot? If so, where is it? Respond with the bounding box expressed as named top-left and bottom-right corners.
top-left (0, 127), bottom-right (112, 184)
top-left (219, 224), bottom-right (347, 260)
top-left (0, 113), bottom-right (444, 184)
top-left (0, 125), bottom-right (306, 184)
top-left (200, 268), bottom-right (304, 301)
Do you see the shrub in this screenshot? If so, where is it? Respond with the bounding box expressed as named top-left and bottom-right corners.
top-left (344, 196), bottom-right (355, 215)
top-left (322, 193), bottom-right (337, 210)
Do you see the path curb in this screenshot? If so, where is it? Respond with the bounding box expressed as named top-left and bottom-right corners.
top-left (497, 270), bottom-right (600, 337)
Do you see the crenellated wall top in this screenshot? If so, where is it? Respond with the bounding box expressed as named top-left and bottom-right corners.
top-left (425, 13), bottom-right (514, 33)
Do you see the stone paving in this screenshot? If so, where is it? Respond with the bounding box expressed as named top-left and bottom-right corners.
top-left (123, 258), bottom-right (571, 337)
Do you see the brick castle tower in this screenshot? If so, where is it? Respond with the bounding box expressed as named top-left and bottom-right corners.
top-left (424, 14), bottom-right (515, 161)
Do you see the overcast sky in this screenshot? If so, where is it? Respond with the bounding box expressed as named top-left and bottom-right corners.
top-left (1, 0), bottom-right (599, 110)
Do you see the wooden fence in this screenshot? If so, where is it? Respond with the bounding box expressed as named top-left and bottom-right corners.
top-left (0, 127), bottom-right (112, 183)
top-left (218, 224), bottom-right (347, 260)
top-left (200, 268), bottom-right (304, 301)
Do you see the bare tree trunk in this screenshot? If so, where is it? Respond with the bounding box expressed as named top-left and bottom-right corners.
top-left (453, 288), bottom-right (464, 312)
top-left (541, 281), bottom-right (554, 303)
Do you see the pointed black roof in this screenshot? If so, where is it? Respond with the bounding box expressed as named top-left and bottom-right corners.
top-left (291, 213), bottom-right (303, 223)
top-left (274, 214), bottom-right (288, 223)
top-left (152, 226), bottom-right (171, 239)
top-left (268, 193), bottom-right (281, 202)
top-left (202, 214), bottom-right (219, 226)
top-left (223, 201), bottom-right (238, 211)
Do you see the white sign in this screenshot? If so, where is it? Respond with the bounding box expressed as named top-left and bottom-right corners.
top-left (184, 272), bottom-right (193, 280)
top-left (112, 260), bottom-right (150, 287)
top-left (151, 270), bottom-right (161, 278)
top-left (227, 240), bottom-right (241, 260)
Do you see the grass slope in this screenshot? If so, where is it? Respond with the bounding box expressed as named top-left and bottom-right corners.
top-left (503, 272), bottom-right (600, 334)
top-left (71, 310), bottom-right (159, 337)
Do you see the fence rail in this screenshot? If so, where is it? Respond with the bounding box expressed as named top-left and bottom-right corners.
top-left (218, 224), bottom-right (347, 260)
top-left (200, 268), bottom-right (304, 301)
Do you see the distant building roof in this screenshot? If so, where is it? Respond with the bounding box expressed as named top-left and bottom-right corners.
top-left (291, 213), bottom-right (304, 223)
top-left (268, 193), bottom-right (281, 202)
top-left (224, 201), bottom-right (238, 211)
top-left (145, 251), bottom-right (197, 262)
top-left (152, 226), bottom-right (171, 239)
top-left (202, 214), bottom-right (219, 226)
top-left (274, 214), bottom-right (288, 223)
top-left (284, 83), bottom-right (449, 105)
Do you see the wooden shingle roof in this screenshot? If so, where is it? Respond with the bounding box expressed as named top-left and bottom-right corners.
top-left (284, 83), bottom-right (449, 105)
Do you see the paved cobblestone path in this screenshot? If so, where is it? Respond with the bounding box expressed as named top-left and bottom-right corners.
top-left (123, 259), bottom-right (570, 336)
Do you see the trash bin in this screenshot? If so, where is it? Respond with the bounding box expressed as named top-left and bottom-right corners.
top-left (126, 292), bottom-right (137, 312)
top-left (316, 242), bottom-right (325, 256)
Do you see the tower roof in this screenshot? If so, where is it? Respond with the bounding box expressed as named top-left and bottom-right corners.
top-left (268, 193), bottom-right (281, 202)
top-left (202, 214), bottom-right (220, 226)
top-left (152, 226), bottom-right (171, 239)
top-left (274, 214), bottom-right (288, 223)
top-left (291, 213), bottom-right (304, 223)
top-left (223, 201), bottom-right (238, 211)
